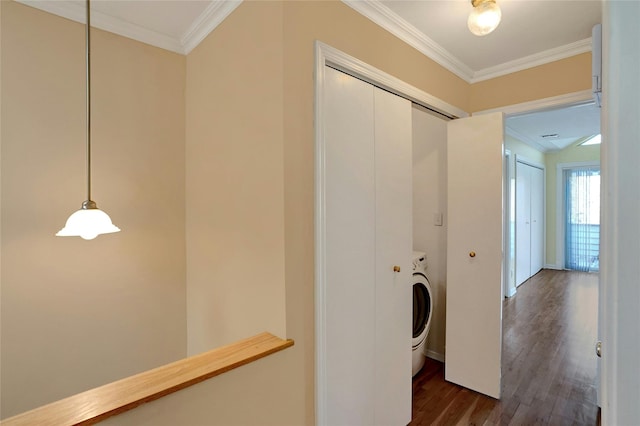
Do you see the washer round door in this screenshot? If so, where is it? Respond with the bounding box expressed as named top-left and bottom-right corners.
top-left (412, 272), bottom-right (433, 348)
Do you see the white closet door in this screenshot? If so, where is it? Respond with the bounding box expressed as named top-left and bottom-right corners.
top-left (321, 67), bottom-right (412, 426)
top-left (323, 66), bottom-right (376, 426)
top-left (530, 166), bottom-right (545, 274)
top-left (515, 162), bottom-right (532, 286)
top-left (446, 112), bottom-right (503, 399)
top-left (373, 88), bottom-right (412, 426)
top-left (515, 161), bottom-right (545, 284)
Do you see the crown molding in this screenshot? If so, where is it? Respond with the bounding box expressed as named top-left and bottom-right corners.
top-left (505, 126), bottom-right (550, 153)
top-left (342, 0), bottom-right (475, 82)
top-left (181, 1), bottom-right (243, 55)
top-left (343, 0), bottom-right (593, 84)
top-left (15, 0), bottom-right (243, 55)
top-left (473, 90), bottom-right (594, 116)
top-left (470, 38), bottom-right (593, 83)
top-left (16, 0), bottom-right (183, 53)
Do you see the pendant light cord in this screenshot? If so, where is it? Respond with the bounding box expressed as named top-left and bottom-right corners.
top-left (85, 0), bottom-right (92, 203)
top-left (57, 0), bottom-right (120, 238)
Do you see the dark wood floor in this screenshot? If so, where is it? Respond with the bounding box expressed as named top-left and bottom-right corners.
top-left (410, 270), bottom-right (600, 425)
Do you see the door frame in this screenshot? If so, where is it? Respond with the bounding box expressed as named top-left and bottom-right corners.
top-left (474, 89), bottom-right (604, 409)
top-left (314, 41), bottom-right (467, 425)
top-left (503, 149), bottom-right (515, 298)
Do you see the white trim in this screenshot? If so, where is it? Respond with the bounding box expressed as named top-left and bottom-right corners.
top-left (515, 155), bottom-right (544, 171)
top-left (470, 38), bottom-right (592, 83)
top-left (498, 91), bottom-right (597, 153)
top-left (503, 150), bottom-right (515, 299)
top-left (506, 126), bottom-right (549, 153)
top-left (544, 264), bottom-right (564, 271)
top-left (555, 161), bottom-right (600, 271)
top-left (16, 0), bottom-right (182, 53)
top-left (473, 90), bottom-right (594, 116)
top-left (600, 2), bottom-right (611, 417)
top-left (15, 0), bottom-right (241, 55)
top-left (181, 1), bottom-right (242, 55)
top-left (342, 1), bottom-right (592, 84)
top-left (314, 47), bottom-right (328, 426)
top-left (424, 349), bottom-right (444, 363)
top-left (314, 41), bottom-right (467, 426)
top-left (341, 0), bottom-right (474, 82)
top-left (317, 43), bottom-right (468, 119)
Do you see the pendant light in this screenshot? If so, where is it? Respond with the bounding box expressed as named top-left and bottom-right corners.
top-left (468, 0), bottom-right (502, 36)
top-left (56, 0), bottom-right (120, 240)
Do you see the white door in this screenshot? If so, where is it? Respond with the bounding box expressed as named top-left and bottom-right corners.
top-left (373, 87), bottom-right (413, 426)
top-left (515, 161), bottom-right (544, 284)
top-left (323, 66), bottom-right (376, 426)
top-left (530, 166), bottom-right (545, 274)
top-left (446, 112), bottom-right (503, 399)
top-left (320, 66), bottom-right (412, 426)
top-left (515, 161), bottom-right (532, 286)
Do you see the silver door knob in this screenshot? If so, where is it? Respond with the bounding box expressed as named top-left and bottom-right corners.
top-left (596, 341), bottom-right (602, 358)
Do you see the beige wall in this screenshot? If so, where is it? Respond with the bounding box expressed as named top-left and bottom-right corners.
top-left (505, 135), bottom-right (545, 165)
top-left (99, 347), bottom-right (299, 426)
top-left (412, 105), bottom-right (448, 359)
top-left (1, 2), bottom-right (186, 418)
top-left (281, 2), bottom-right (474, 423)
top-left (185, 1), bottom-right (286, 355)
top-left (470, 53), bottom-right (592, 112)
top-left (544, 141), bottom-right (600, 266)
top-left (98, 2), bottom-right (472, 424)
top-left (1, 0), bottom-right (595, 424)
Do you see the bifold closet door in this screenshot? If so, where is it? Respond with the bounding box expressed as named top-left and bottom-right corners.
top-left (323, 66), bottom-right (376, 426)
top-left (530, 166), bottom-right (545, 274)
top-left (515, 161), bottom-right (544, 285)
top-left (515, 162), bottom-right (532, 286)
top-left (321, 66), bottom-right (412, 426)
top-left (446, 112), bottom-right (503, 399)
top-left (373, 87), bottom-right (412, 426)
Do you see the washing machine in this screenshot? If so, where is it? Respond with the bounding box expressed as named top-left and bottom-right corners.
top-left (412, 251), bottom-right (434, 377)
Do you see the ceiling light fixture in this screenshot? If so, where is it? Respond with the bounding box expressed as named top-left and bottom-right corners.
top-left (57, 0), bottom-right (120, 240)
top-left (468, 0), bottom-right (502, 36)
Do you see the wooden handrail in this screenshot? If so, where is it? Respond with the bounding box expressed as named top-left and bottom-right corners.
top-left (1, 332), bottom-right (294, 426)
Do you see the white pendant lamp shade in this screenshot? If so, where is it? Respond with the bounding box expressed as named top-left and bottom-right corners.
top-left (468, 0), bottom-right (502, 36)
top-left (56, 204), bottom-right (120, 240)
top-left (56, 0), bottom-right (120, 240)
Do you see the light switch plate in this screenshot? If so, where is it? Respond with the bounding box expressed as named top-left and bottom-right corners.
top-left (433, 212), bottom-right (443, 226)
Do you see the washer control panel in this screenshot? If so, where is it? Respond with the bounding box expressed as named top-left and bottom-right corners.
top-left (412, 251), bottom-right (427, 272)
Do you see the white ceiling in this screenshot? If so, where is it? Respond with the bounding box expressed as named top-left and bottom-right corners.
top-left (506, 102), bottom-right (600, 152)
top-left (18, 0), bottom-right (602, 82)
top-left (374, 0), bottom-right (602, 80)
top-left (19, 0), bottom-right (602, 152)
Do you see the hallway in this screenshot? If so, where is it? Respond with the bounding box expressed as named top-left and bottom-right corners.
top-left (410, 269), bottom-right (600, 425)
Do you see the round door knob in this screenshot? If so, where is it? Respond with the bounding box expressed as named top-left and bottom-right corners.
top-left (469, 251), bottom-right (476, 258)
top-left (393, 265), bottom-right (401, 272)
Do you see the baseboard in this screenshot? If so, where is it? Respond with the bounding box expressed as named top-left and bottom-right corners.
top-left (425, 349), bottom-right (444, 362)
top-left (505, 286), bottom-right (517, 298)
top-left (544, 264), bottom-right (564, 270)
